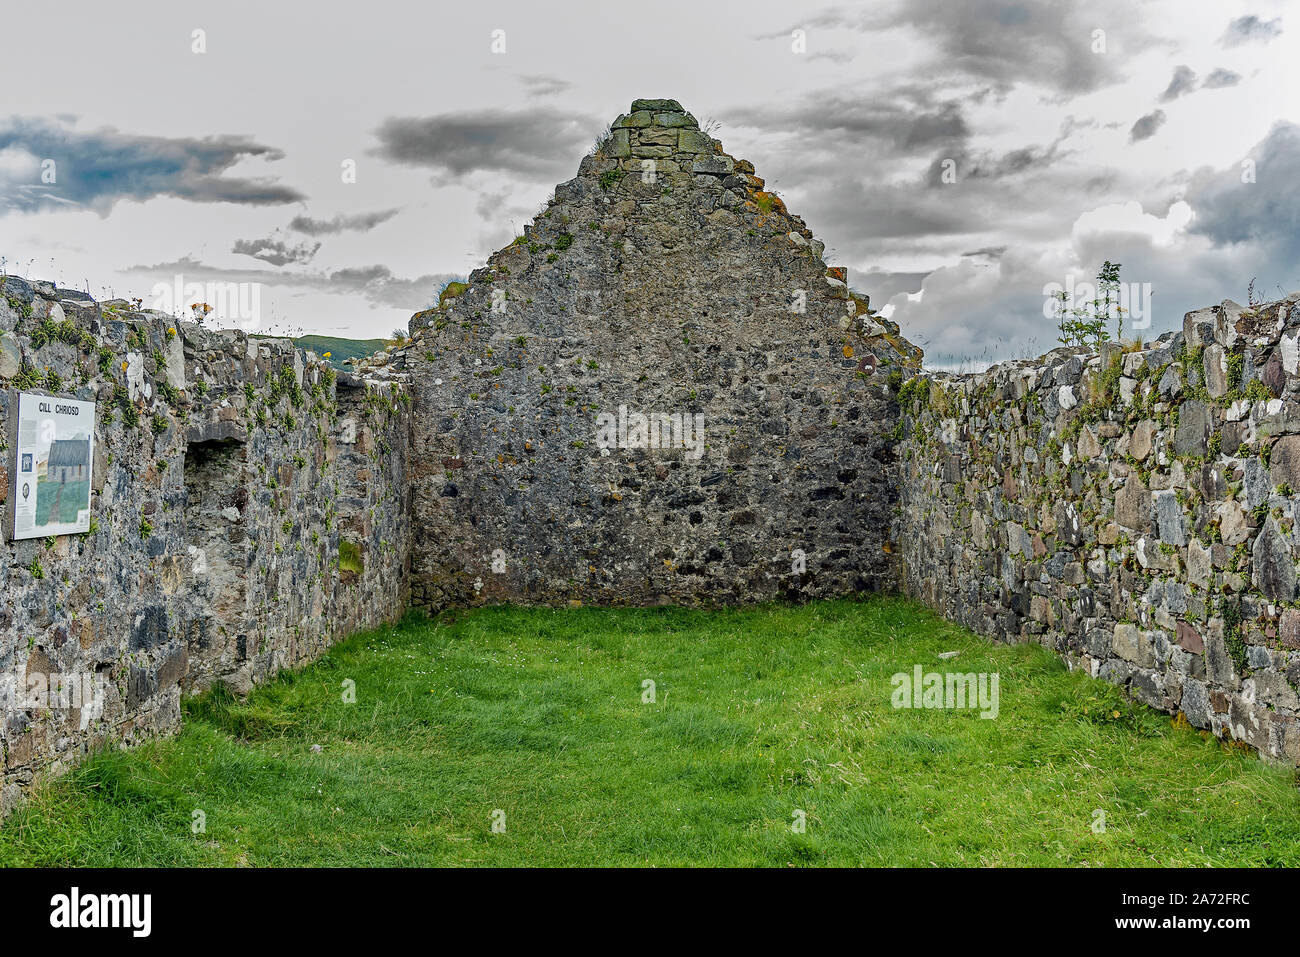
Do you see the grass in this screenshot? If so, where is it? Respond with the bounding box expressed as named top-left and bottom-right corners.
top-left (1, 598), bottom-right (1297, 867)
top-left (275, 335), bottom-right (388, 368)
top-left (338, 540), bottom-right (363, 575)
top-left (35, 478), bottom-right (90, 525)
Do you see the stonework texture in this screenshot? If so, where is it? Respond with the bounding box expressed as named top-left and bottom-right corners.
top-left (0, 277), bottom-right (410, 816)
top-left (4, 97), bottom-right (1300, 819)
top-left (896, 295), bottom-right (1300, 764)
top-left (399, 98), bottom-right (921, 610)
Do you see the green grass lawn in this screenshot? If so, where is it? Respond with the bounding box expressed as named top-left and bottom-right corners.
top-left (2, 598), bottom-right (1297, 867)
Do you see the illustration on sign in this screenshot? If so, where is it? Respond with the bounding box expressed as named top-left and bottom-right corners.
top-left (7, 392), bottom-right (96, 540)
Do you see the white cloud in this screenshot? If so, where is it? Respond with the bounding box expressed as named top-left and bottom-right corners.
top-left (1072, 200), bottom-right (1193, 249)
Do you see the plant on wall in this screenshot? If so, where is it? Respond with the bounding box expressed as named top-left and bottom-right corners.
top-left (1050, 261), bottom-right (1128, 350)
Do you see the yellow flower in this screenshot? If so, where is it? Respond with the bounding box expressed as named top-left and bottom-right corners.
top-left (324, 352), bottom-right (332, 358)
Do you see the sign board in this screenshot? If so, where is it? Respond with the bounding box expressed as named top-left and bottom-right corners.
top-left (6, 392), bottom-right (96, 540)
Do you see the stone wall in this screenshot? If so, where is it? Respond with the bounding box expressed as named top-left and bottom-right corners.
top-left (896, 295), bottom-right (1300, 764)
top-left (7, 92), bottom-right (1300, 819)
top-left (0, 277), bottom-right (410, 814)
top-left (400, 98), bottom-right (922, 610)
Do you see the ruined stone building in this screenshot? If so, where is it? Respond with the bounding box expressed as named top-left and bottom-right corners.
top-left (2, 99), bottom-right (1298, 814)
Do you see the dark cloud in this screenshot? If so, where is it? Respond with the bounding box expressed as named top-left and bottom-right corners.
top-left (764, 0), bottom-right (1144, 95)
top-left (520, 75), bottom-right (572, 98)
top-left (1129, 109), bottom-right (1166, 142)
top-left (232, 235), bottom-right (321, 267)
top-left (728, 87), bottom-right (969, 159)
top-left (0, 116), bottom-right (304, 215)
top-left (715, 83), bottom-right (1124, 290)
top-left (1221, 15), bottom-right (1282, 47)
top-left (1189, 121), bottom-right (1300, 261)
top-left (1159, 65), bottom-right (1197, 102)
top-left (923, 142), bottom-right (1065, 185)
top-left (124, 256), bottom-right (457, 311)
top-left (852, 267), bottom-right (931, 302)
top-left (1202, 68), bottom-right (1242, 89)
top-left (371, 108), bottom-right (599, 181)
top-left (960, 246), bottom-right (1007, 260)
top-left (288, 209), bottom-right (399, 235)
top-left (798, 177), bottom-right (981, 241)
top-left (325, 264), bottom-right (440, 307)
top-left (889, 124), bottom-right (1300, 367)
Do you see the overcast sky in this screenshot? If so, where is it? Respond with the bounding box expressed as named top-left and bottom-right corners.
top-left (0, 0), bottom-right (1296, 365)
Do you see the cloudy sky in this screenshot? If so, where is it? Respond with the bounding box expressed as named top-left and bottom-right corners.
top-left (0, 0), bottom-right (1295, 365)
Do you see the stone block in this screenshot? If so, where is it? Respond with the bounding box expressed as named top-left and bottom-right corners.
top-left (1203, 344), bottom-right (1228, 398)
top-left (607, 129), bottom-right (631, 158)
top-left (1269, 434), bottom-right (1300, 488)
top-left (691, 155), bottom-right (734, 176)
top-left (1173, 400), bottom-right (1213, 455)
top-left (1252, 517), bottom-right (1297, 600)
top-left (1176, 619), bottom-right (1204, 654)
top-left (654, 112), bottom-right (697, 128)
top-left (1113, 623), bottom-right (1154, 667)
top-left (1114, 473), bottom-right (1151, 532)
top-left (631, 98), bottom-right (683, 112)
top-left (678, 130), bottom-right (712, 154)
top-left (614, 110), bottom-right (653, 128)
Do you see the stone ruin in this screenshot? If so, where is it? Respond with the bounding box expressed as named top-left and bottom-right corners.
top-left (896, 296), bottom-right (1300, 764)
top-left (2, 98), bottom-right (1298, 815)
top-left (0, 286), bottom-right (410, 815)
top-left (400, 98), bottom-right (921, 609)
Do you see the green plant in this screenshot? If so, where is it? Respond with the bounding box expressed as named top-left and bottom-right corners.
top-left (338, 540), bottom-right (363, 575)
top-left (897, 376), bottom-right (930, 410)
top-left (1220, 597), bottom-right (1248, 674)
top-left (111, 388), bottom-right (138, 428)
top-left (438, 281), bottom-right (470, 308)
top-left (1226, 350), bottom-right (1245, 393)
top-left (1245, 379), bottom-right (1272, 402)
top-left (11, 359), bottom-right (42, 390)
top-left (1051, 261), bottom-right (1125, 348)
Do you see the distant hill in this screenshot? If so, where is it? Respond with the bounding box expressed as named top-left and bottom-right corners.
top-left (285, 335), bottom-right (390, 368)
